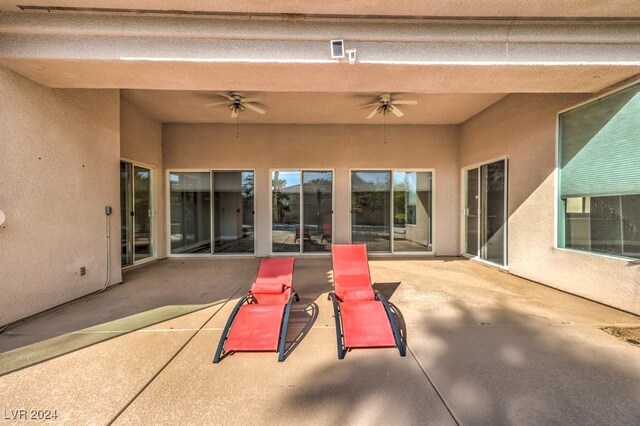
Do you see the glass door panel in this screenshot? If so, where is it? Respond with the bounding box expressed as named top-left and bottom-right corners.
top-left (134, 166), bottom-right (152, 261)
top-left (393, 171), bottom-right (432, 252)
top-left (465, 168), bottom-right (479, 256)
top-left (272, 171), bottom-right (301, 253)
top-left (170, 172), bottom-right (211, 254)
top-left (120, 162), bottom-right (133, 267)
top-left (480, 160), bottom-right (506, 265)
top-left (302, 171), bottom-right (333, 252)
top-left (351, 171), bottom-right (391, 252)
top-left (213, 171), bottom-right (254, 254)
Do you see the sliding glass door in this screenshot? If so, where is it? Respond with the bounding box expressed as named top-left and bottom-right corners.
top-left (120, 161), bottom-right (153, 267)
top-left (213, 171), bottom-right (254, 254)
top-left (302, 171), bottom-right (333, 252)
top-left (393, 171), bottom-right (432, 252)
top-left (351, 170), bottom-right (433, 253)
top-left (169, 170), bottom-right (255, 255)
top-left (169, 172), bottom-right (211, 254)
top-left (464, 159), bottom-right (508, 266)
top-left (352, 171), bottom-right (392, 252)
top-left (271, 170), bottom-right (333, 254)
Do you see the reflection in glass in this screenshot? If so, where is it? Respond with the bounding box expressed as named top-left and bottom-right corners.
top-left (134, 166), bottom-right (152, 261)
top-left (565, 194), bottom-right (640, 259)
top-left (622, 195), bottom-right (640, 257)
top-left (120, 162), bottom-right (133, 267)
top-left (480, 160), bottom-right (506, 265)
top-left (352, 171), bottom-right (391, 252)
top-left (465, 168), bottom-right (479, 256)
top-left (213, 171), bottom-right (254, 254)
top-left (170, 172), bottom-right (211, 254)
top-left (302, 171), bottom-right (333, 252)
top-left (272, 171), bottom-right (301, 253)
top-left (393, 171), bottom-right (432, 252)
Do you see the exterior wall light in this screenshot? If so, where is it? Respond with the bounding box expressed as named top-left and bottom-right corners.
top-left (346, 49), bottom-right (357, 64)
top-left (0, 210), bottom-right (5, 226)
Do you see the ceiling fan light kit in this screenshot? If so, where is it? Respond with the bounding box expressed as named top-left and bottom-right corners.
top-left (361, 94), bottom-right (418, 119)
top-left (205, 91), bottom-right (266, 118)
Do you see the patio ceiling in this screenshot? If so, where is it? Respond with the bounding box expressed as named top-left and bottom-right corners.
top-left (121, 90), bottom-right (508, 125)
top-left (1, 11), bottom-right (638, 127)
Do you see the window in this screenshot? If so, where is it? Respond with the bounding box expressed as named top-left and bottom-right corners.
top-left (169, 172), bottom-right (211, 254)
top-left (558, 82), bottom-right (640, 259)
top-left (351, 170), bottom-right (432, 253)
top-left (271, 170), bottom-right (333, 253)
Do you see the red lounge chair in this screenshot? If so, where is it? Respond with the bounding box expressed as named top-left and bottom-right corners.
top-left (213, 258), bottom-right (298, 363)
top-left (329, 244), bottom-right (405, 359)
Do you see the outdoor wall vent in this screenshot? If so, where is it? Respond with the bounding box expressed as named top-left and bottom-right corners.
top-left (330, 39), bottom-right (345, 59)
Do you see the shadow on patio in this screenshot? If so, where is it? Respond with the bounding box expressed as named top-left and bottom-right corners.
top-left (1, 257), bottom-right (640, 425)
top-left (0, 258), bottom-right (264, 375)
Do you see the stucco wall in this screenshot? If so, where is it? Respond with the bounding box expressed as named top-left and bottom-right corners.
top-left (120, 100), bottom-right (166, 259)
top-left (0, 67), bottom-right (121, 326)
top-left (163, 124), bottom-right (460, 257)
top-left (460, 93), bottom-right (640, 315)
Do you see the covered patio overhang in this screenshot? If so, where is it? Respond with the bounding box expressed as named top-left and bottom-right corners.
top-left (1, 12), bottom-right (639, 92)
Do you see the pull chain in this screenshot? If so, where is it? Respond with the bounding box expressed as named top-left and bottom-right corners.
top-left (384, 111), bottom-right (388, 144)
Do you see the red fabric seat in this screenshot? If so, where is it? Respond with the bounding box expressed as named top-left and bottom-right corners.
top-left (225, 304), bottom-right (285, 351)
top-left (341, 301), bottom-right (395, 348)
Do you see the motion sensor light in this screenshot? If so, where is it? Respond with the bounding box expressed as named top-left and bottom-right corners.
top-left (347, 49), bottom-right (357, 64)
top-left (330, 40), bottom-right (345, 59)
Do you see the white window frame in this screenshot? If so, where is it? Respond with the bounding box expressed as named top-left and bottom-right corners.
top-left (121, 158), bottom-right (157, 269)
top-left (269, 168), bottom-right (335, 256)
top-left (554, 78), bottom-right (640, 261)
top-left (348, 168), bottom-right (436, 256)
top-left (165, 169), bottom-right (212, 258)
top-left (460, 156), bottom-right (509, 270)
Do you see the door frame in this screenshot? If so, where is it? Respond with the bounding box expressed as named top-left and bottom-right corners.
top-left (348, 168), bottom-right (437, 255)
top-left (211, 169), bottom-right (256, 256)
top-left (121, 158), bottom-right (157, 268)
top-left (269, 168), bottom-right (335, 256)
top-left (165, 169), bottom-right (212, 258)
top-left (460, 156), bottom-right (509, 269)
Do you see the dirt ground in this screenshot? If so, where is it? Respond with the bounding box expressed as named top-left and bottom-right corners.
top-left (602, 327), bottom-right (640, 346)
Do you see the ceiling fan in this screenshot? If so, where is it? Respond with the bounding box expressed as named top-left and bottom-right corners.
top-left (360, 94), bottom-right (418, 119)
top-left (204, 92), bottom-right (266, 118)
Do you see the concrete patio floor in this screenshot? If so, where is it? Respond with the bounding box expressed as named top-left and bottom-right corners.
top-left (1, 257), bottom-right (640, 425)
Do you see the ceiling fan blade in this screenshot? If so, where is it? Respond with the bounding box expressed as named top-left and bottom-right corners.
top-left (231, 108), bottom-right (239, 118)
top-left (243, 103), bottom-right (266, 115)
top-left (215, 92), bottom-right (235, 101)
top-left (390, 105), bottom-right (404, 118)
top-left (391, 100), bottom-right (418, 105)
top-left (366, 107), bottom-right (379, 119)
top-left (358, 102), bottom-right (380, 109)
top-left (241, 98), bottom-right (260, 103)
top-left (204, 101), bottom-right (229, 107)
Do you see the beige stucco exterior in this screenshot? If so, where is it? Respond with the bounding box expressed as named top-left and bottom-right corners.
top-left (460, 93), bottom-right (640, 314)
top-left (0, 67), bottom-right (121, 326)
top-left (162, 124), bottom-right (460, 257)
top-left (120, 100), bottom-right (166, 259)
top-left (0, 3), bottom-right (638, 325)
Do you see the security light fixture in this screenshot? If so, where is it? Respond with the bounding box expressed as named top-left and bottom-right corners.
top-left (347, 49), bottom-right (357, 64)
top-left (330, 39), bottom-right (345, 59)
